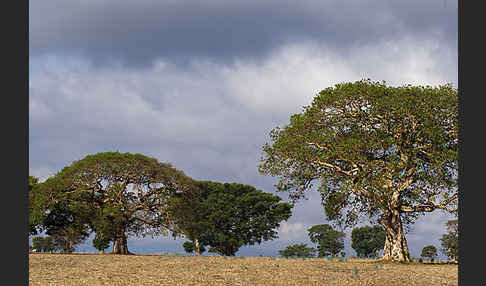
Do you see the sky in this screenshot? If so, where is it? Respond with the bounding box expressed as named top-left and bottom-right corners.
top-left (29, 0), bottom-right (457, 259)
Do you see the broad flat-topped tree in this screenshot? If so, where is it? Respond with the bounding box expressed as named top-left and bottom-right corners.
top-left (33, 152), bottom-right (197, 254)
top-left (259, 79), bottom-right (458, 262)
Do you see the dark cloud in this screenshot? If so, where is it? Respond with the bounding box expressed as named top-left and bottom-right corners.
top-left (30, 0), bottom-right (457, 67)
top-left (29, 0), bottom-right (457, 257)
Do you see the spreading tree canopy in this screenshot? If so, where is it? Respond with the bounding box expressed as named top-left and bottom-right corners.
top-left (32, 152), bottom-right (197, 254)
top-left (259, 79), bottom-right (458, 262)
top-left (170, 181), bottom-right (292, 256)
top-left (421, 245), bottom-right (438, 261)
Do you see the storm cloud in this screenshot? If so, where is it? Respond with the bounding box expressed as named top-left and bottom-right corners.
top-left (30, 0), bottom-right (456, 67)
top-left (29, 0), bottom-right (457, 257)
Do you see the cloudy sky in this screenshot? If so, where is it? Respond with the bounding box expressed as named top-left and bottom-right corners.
top-left (29, 0), bottom-right (457, 258)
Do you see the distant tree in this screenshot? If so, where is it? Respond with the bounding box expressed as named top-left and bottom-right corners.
top-left (32, 236), bottom-right (44, 252)
top-left (440, 219), bottom-right (458, 262)
top-left (35, 194), bottom-right (91, 254)
top-left (259, 80), bottom-right (458, 262)
top-left (50, 224), bottom-right (89, 253)
top-left (421, 245), bottom-right (437, 262)
top-left (92, 233), bottom-right (111, 254)
top-left (279, 243), bottom-right (316, 258)
top-left (308, 224), bottom-right (345, 257)
top-left (32, 236), bottom-right (58, 253)
top-left (171, 181), bottom-right (292, 256)
top-left (183, 241), bottom-right (206, 255)
top-left (351, 225), bottom-right (386, 258)
top-left (32, 152), bottom-right (197, 255)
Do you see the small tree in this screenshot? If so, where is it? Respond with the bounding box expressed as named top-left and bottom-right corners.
top-left (279, 243), bottom-right (316, 258)
top-left (32, 236), bottom-right (43, 252)
top-left (351, 225), bottom-right (386, 258)
top-left (440, 219), bottom-right (458, 262)
top-left (308, 224), bottom-right (345, 257)
top-left (92, 233), bottom-right (111, 254)
top-left (183, 241), bottom-right (206, 255)
top-left (32, 236), bottom-right (58, 253)
top-left (421, 245), bottom-right (437, 262)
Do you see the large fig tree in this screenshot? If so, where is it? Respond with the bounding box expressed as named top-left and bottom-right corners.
top-left (33, 152), bottom-right (197, 254)
top-left (259, 79), bottom-right (458, 262)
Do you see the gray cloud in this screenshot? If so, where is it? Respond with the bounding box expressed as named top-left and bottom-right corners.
top-left (29, 0), bottom-right (457, 257)
top-left (29, 36), bottom-right (456, 180)
top-left (30, 0), bottom-right (457, 67)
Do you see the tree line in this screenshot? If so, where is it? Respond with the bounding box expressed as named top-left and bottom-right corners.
top-left (30, 79), bottom-right (458, 262)
top-left (28, 153), bottom-right (292, 256)
top-left (279, 221), bottom-right (458, 262)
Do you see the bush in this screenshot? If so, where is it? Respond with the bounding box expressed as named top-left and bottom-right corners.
top-left (92, 233), bottom-right (111, 253)
top-left (421, 245), bottom-right (438, 261)
top-left (279, 243), bottom-right (316, 258)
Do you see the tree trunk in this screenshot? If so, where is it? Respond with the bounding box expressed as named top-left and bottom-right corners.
top-left (99, 249), bottom-right (105, 254)
top-left (379, 210), bottom-right (411, 262)
top-left (112, 233), bottom-right (131, 255)
top-left (195, 239), bottom-right (200, 256)
top-left (68, 240), bottom-right (73, 253)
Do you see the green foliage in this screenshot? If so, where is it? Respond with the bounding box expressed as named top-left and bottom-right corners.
top-left (421, 245), bottom-right (438, 260)
top-left (279, 243), bottom-right (316, 258)
top-left (31, 152), bottom-right (197, 254)
top-left (50, 224), bottom-right (89, 253)
top-left (258, 79), bottom-right (458, 226)
top-left (32, 236), bottom-right (58, 253)
top-left (440, 219), bottom-right (458, 261)
top-left (29, 176), bottom-right (43, 235)
top-left (351, 225), bottom-right (386, 258)
top-left (308, 224), bottom-right (345, 257)
top-left (29, 176), bottom-right (39, 187)
top-left (171, 181), bottom-right (292, 256)
top-left (92, 233), bottom-right (111, 252)
top-left (259, 79), bottom-right (458, 261)
top-left (182, 241), bottom-right (206, 255)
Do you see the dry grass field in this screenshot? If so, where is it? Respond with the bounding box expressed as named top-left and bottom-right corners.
top-left (29, 253), bottom-right (457, 286)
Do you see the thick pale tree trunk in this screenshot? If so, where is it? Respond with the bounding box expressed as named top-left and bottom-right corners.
top-left (99, 249), bottom-right (105, 254)
top-left (195, 239), bottom-right (200, 256)
top-left (379, 209), bottom-right (411, 262)
top-left (112, 233), bottom-right (132, 255)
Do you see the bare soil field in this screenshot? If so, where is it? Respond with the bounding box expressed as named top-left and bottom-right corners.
top-left (29, 253), bottom-right (457, 286)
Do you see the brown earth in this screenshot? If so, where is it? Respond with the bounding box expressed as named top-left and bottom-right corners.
top-left (29, 253), bottom-right (458, 286)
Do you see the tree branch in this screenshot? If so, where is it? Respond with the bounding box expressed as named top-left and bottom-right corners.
top-left (400, 193), bottom-right (457, 213)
